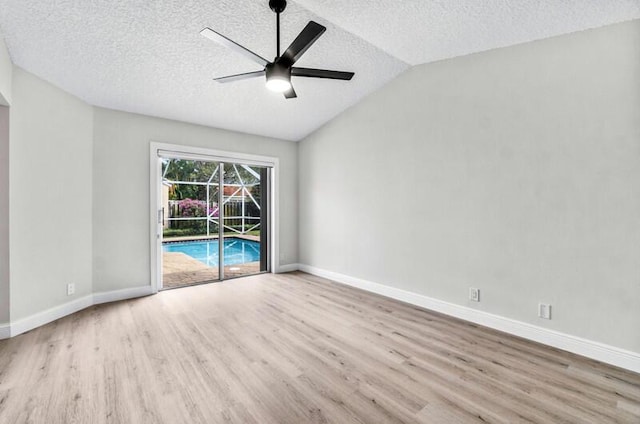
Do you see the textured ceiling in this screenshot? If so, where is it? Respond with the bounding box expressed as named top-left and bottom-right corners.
top-left (0, 0), bottom-right (408, 141)
top-left (295, 0), bottom-right (640, 65)
top-left (0, 1), bottom-right (638, 141)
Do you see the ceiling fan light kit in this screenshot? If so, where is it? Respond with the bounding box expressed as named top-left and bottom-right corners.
top-left (200, 0), bottom-right (354, 99)
top-left (265, 62), bottom-right (292, 93)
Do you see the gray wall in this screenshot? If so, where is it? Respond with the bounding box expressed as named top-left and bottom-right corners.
top-left (0, 106), bottom-right (9, 325)
top-left (4, 65), bottom-right (298, 322)
top-left (10, 68), bottom-right (94, 321)
top-left (299, 20), bottom-right (640, 353)
top-left (0, 37), bottom-right (11, 106)
top-left (0, 40), bottom-right (11, 325)
top-left (92, 108), bottom-right (298, 292)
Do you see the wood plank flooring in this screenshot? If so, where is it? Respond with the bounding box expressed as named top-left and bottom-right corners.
top-left (0, 271), bottom-right (638, 423)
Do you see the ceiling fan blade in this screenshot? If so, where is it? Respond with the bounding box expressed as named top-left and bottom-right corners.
top-left (284, 86), bottom-right (297, 99)
top-left (291, 67), bottom-right (354, 80)
top-left (214, 70), bottom-right (265, 83)
top-left (200, 27), bottom-right (269, 67)
top-left (281, 21), bottom-right (326, 66)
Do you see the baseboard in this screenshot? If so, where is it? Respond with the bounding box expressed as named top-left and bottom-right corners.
top-left (93, 285), bottom-right (154, 305)
top-left (276, 263), bottom-right (300, 273)
top-left (11, 294), bottom-right (94, 337)
top-left (0, 322), bottom-right (10, 339)
top-left (298, 264), bottom-right (640, 374)
top-left (7, 285), bottom-right (155, 339)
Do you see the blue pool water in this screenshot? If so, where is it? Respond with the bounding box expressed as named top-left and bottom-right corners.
top-left (163, 238), bottom-right (261, 267)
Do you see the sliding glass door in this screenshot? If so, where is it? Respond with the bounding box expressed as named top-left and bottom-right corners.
top-left (158, 155), bottom-right (270, 290)
top-left (221, 163), bottom-right (269, 279)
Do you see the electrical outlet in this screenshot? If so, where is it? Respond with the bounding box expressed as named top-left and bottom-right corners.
top-left (67, 283), bottom-right (75, 296)
top-left (538, 303), bottom-right (552, 320)
top-left (469, 287), bottom-right (480, 302)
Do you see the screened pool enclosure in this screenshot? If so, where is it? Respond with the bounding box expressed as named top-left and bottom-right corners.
top-left (159, 157), bottom-right (270, 289)
top-left (162, 159), bottom-right (265, 238)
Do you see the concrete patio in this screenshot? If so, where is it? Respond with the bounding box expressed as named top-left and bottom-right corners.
top-left (162, 250), bottom-right (261, 289)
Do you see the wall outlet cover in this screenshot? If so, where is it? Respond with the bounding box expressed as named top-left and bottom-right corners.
top-left (469, 287), bottom-right (480, 302)
top-left (67, 283), bottom-right (75, 296)
top-left (538, 303), bottom-right (552, 319)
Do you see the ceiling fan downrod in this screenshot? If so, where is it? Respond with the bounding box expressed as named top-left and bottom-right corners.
top-left (269, 0), bottom-right (287, 57)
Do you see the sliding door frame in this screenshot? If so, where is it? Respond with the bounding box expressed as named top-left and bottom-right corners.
top-left (149, 141), bottom-right (279, 293)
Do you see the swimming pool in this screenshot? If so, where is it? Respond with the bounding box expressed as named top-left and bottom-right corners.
top-left (163, 238), bottom-right (261, 267)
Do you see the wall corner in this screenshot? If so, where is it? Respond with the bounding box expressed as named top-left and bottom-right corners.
top-left (0, 37), bottom-right (13, 106)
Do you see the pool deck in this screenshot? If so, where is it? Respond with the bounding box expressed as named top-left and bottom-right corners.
top-left (162, 236), bottom-right (261, 288)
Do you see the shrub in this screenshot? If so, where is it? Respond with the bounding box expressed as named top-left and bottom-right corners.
top-left (175, 198), bottom-right (218, 218)
top-left (163, 228), bottom-right (195, 238)
top-left (177, 198), bottom-right (207, 217)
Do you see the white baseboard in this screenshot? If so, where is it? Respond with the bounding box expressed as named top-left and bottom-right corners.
top-left (93, 285), bottom-right (154, 305)
top-left (298, 264), bottom-right (640, 374)
top-left (11, 294), bottom-right (94, 338)
top-left (276, 263), bottom-right (300, 273)
top-left (0, 322), bottom-right (10, 339)
top-left (6, 285), bottom-right (154, 339)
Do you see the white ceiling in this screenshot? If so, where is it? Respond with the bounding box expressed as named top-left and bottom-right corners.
top-left (295, 0), bottom-right (640, 65)
top-left (0, 1), bottom-right (638, 141)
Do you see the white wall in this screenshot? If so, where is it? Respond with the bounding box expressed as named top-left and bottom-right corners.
top-left (10, 67), bottom-right (93, 321)
top-left (92, 108), bottom-right (298, 292)
top-left (0, 38), bottom-right (12, 106)
top-left (0, 106), bottom-right (9, 326)
top-left (299, 20), bottom-right (640, 353)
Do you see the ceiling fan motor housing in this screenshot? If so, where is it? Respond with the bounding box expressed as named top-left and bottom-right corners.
top-left (266, 61), bottom-right (291, 81)
top-left (269, 0), bottom-right (287, 13)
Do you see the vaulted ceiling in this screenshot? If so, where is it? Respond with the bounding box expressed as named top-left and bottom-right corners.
top-left (0, 1), bottom-right (638, 141)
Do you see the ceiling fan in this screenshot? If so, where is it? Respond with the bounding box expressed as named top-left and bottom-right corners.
top-left (200, 0), bottom-right (354, 99)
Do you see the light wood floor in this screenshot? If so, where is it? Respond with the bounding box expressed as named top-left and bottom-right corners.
top-left (0, 272), bottom-right (638, 423)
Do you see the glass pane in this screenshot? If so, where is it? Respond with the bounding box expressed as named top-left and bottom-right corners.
top-left (222, 163), bottom-right (267, 278)
top-left (161, 158), bottom-right (221, 289)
